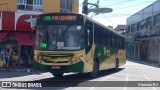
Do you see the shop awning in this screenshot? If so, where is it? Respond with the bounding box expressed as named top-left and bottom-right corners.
top-left (15, 32), bottom-right (35, 45)
top-left (0, 32), bottom-right (9, 42)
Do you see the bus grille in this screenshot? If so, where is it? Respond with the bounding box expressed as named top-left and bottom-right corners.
top-left (42, 54), bottom-right (73, 64)
top-left (43, 60), bottom-right (69, 63)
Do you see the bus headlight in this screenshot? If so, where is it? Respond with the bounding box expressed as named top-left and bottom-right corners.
top-left (37, 54), bottom-right (42, 60)
top-left (34, 54), bottom-right (42, 63)
top-left (70, 59), bottom-right (81, 64)
top-left (34, 54), bottom-right (37, 60)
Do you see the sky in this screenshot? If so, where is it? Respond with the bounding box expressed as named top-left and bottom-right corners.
top-left (79, 0), bottom-right (157, 29)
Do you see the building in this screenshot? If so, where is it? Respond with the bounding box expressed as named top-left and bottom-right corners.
top-left (0, 0), bottom-right (79, 67)
top-left (126, 1), bottom-right (160, 64)
top-left (114, 25), bottom-right (127, 35)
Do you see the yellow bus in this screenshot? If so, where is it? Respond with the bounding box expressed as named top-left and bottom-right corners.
top-left (33, 12), bottom-right (126, 78)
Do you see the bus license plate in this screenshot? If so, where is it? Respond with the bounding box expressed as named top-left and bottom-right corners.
top-left (52, 66), bottom-right (60, 69)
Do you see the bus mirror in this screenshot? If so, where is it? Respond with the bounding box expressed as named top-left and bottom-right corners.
top-left (87, 29), bottom-right (90, 45)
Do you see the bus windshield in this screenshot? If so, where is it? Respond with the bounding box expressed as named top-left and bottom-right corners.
top-left (35, 25), bottom-right (85, 51)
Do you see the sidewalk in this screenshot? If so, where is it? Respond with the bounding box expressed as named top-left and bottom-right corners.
top-left (0, 68), bottom-right (35, 72)
top-left (127, 58), bottom-right (160, 68)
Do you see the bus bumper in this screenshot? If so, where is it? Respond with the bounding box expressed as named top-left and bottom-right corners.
top-left (33, 60), bottom-right (84, 73)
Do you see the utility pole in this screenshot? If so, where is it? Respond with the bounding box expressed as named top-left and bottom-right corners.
top-left (82, 0), bottom-right (100, 15)
top-left (82, 0), bottom-right (113, 18)
top-left (82, 0), bottom-right (88, 15)
top-left (96, 0), bottom-right (99, 8)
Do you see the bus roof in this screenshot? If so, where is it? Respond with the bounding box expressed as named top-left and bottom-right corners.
top-left (83, 14), bottom-right (125, 38)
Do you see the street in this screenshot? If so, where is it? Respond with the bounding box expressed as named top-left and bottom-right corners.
top-left (0, 60), bottom-right (160, 90)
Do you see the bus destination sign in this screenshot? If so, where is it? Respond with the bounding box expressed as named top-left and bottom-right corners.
top-left (44, 15), bottom-right (77, 21)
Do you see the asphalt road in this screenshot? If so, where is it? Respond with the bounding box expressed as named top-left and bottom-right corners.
top-left (0, 60), bottom-right (160, 90)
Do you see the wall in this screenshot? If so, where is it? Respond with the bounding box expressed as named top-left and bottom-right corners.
top-left (0, 0), bottom-right (79, 14)
top-left (43, 0), bottom-right (60, 13)
top-left (0, 0), bottom-right (17, 11)
top-left (43, 0), bottom-right (79, 13)
top-left (127, 1), bottom-right (160, 26)
top-left (148, 39), bottom-right (160, 63)
top-left (72, 0), bottom-right (79, 13)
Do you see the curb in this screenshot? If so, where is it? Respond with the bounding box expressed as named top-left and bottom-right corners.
top-left (127, 59), bottom-right (160, 68)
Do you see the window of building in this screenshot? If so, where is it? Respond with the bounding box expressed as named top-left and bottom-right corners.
top-left (137, 20), bottom-right (146, 30)
top-left (140, 20), bottom-right (146, 29)
top-left (17, 0), bottom-right (26, 10)
top-left (60, 0), bottom-right (73, 12)
top-left (34, 0), bottom-right (42, 5)
top-left (137, 22), bottom-right (141, 31)
top-left (154, 13), bottom-right (160, 26)
top-left (131, 24), bottom-right (136, 32)
top-left (17, 0), bottom-right (43, 11)
top-left (26, 0), bottom-right (33, 11)
top-left (126, 26), bottom-right (130, 34)
top-left (146, 17), bottom-right (152, 28)
top-left (18, 0), bottom-right (26, 4)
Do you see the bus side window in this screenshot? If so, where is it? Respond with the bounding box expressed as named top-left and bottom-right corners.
top-left (87, 22), bottom-right (93, 45)
top-left (122, 38), bottom-right (125, 50)
top-left (100, 30), bottom-right (103, 44)
top-left (114, 35), bottom-right (116, 48)
top-left (101, 30), bottom-right (106, 45)
top-left (107, 31), bottom-right (110, 47)
top-left (110, 33), bottom-right (113, 47)
top-left (94, 27), bottom-right (99, 44)
top-left (105, 31), bottom-right (108, 46)
top-left (116, 36), bottom-right (119, 48)
top-left (120, 37), bottom-right (123, 49)
top-left (112, 35), bottom-right (115, 48)
top-left (85, 21), bottom-right (93, 53)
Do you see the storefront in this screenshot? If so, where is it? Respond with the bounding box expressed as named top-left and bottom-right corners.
top-left (0, 11), bottom-right (39, 68)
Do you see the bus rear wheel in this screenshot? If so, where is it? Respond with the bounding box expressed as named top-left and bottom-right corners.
top-left (52, 73), bottom-right (64, 78)
top-left (89, 60), bottom-right (99, 78)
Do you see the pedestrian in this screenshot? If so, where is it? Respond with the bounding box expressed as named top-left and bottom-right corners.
top-left (0, 59), bottom-right (3, 68)
top-left (0, 47), bottom-right (7, 68)
top-left (12, 51), bottom-right (19, 68)
top-left (21, 46), bottom-right (28, 68)
top-left (18, 55), bottom-right (24, 68)
top-left (6, 48), bottom-right (10, 69)
top-left (18, 58), bottom-right (23, 68)
top-left (10, 49), bottom-right (15, 68)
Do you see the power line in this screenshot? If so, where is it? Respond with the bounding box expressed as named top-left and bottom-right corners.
top-left (99, 0), bottom-right (156, 6)
top-left (101, 14), bottom-right (118, 25)
top-left (111, 1), bottom-right (155, 10)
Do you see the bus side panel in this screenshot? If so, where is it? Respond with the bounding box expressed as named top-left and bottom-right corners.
top-left (94, 44), bottom-right (118, 71)
top-left (117, 50), bottom-right (126, 66)
top-left (83, 44), bottom-right (95, 73)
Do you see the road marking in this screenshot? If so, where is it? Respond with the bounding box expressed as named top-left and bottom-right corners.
top-left (123, 73), bottom-right (129, 90)
top-left (89, 75), bottom-right (110, 90)
top-left (0, 72), bottom-right (53, 81)
top-left (144, 75), bottom-right (157, 90)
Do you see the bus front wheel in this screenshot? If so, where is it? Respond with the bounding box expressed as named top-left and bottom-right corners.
top-left (89, 60), bottom-right (99, 78)
top-left (52, 73), bottom-right (64, 78)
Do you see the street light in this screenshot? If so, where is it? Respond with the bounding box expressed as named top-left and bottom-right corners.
top-left (89, 8), bottom-right (113, 18)
top-left (88, 8), bottom-right (113, 14)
